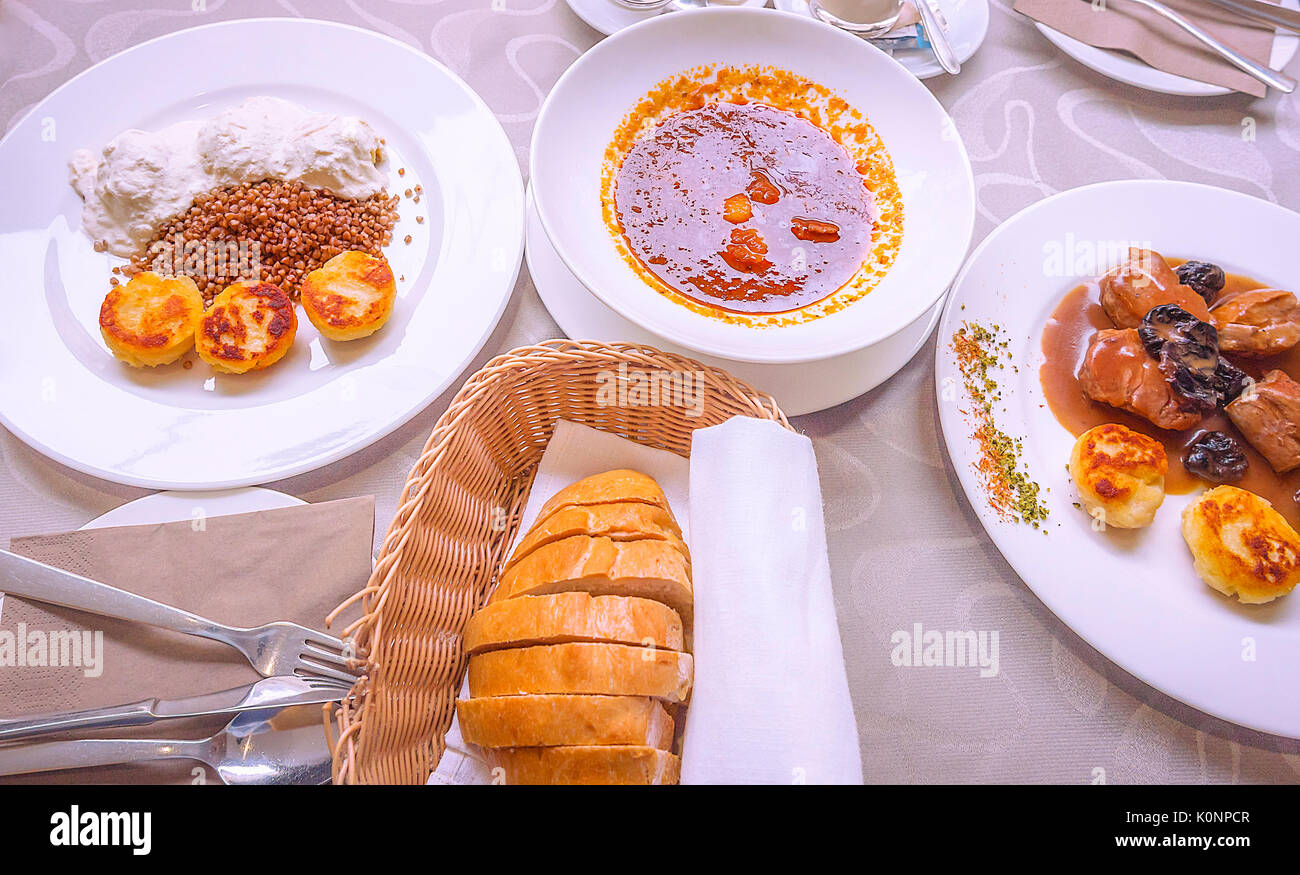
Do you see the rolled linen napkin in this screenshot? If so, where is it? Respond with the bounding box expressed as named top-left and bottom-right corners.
top-left (683, 416), bottom-right (862, 784)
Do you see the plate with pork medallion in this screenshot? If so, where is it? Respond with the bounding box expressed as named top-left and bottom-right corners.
top-left (530, 7), bottom-right (974, 363)
top-left (0, 18), bottom-right (523, 488)
top-left (935, 180), bottom-right (1300, 738)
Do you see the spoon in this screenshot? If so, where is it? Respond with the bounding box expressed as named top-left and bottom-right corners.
top-left (0, 704), bottom-right (333, 785)
top-left (913, 0), bottom-right (961, 74)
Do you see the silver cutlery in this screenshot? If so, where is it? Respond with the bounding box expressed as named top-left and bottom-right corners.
top-left (0, 675), bottom-right (349, 742)
top-left (1092, 0), bottom-right (1296, 92)
top-left (1200, 0), bottom-right (1300, 35)
top-left (0, 705), bottom-right (333, 784)
top-left (914, 0), bottom-right (962, 74)
top-left (0, 549), bottom-right (360, 685)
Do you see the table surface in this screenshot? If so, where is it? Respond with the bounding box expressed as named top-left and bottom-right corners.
top-left (3, 0), bottom-right (1299, 784)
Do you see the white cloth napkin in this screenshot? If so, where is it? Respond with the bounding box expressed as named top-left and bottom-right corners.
top-left (681, 416), bottom-right (862, 784)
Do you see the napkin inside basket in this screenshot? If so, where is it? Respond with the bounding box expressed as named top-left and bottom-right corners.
top-left (432, 418), bottom-right (861, 785)
top-left (1014, 0), bottom-right (1279, 97)
top-left (0, 496), bottom-right (375, 785)
top-left (683, 416), bottom-right (862, 784)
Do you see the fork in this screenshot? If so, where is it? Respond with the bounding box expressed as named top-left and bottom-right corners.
top-left (0, 704), bottom-right (333, 785)
top-left (0, 549), bottom-right (359, 685)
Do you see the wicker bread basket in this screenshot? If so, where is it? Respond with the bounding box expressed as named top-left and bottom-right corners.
top-left (326, 339), bottom-right (792, 784)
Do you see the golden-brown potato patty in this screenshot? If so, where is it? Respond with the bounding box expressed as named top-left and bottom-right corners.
top-left (300, 251), bottom-right (396, 341)
top-left (1182, 485), bottom-right (1300, 604)
top-left (99, 272), bottom-right (204, 367)
top-left (195, 280), bottom-right (297, 374)
top-left (1069, 423), bottom-right (1168, 529)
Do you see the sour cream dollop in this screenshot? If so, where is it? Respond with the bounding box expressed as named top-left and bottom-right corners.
top-left (69, 96), bottom-right (387, 256)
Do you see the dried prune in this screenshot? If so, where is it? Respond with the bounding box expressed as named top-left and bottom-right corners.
top-left (1184, 431), bottom-right (1248, 483)
top-left (1213, 358), bottom-right (1250, 405)
top-left (1138, 304), bottom-right (1219, 357)
top-left (1140, 305), bottom-right (1222, 411)
top-left (1175, 261), bottom-right (1227, 303)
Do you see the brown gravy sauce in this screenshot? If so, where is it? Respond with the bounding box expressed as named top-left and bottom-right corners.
top-left (1040, 263), bottom-right (1300, 524)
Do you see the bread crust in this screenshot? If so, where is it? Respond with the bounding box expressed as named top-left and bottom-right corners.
top-left (300, 251), bottom-right (396, 341)
top-left (485, 745), bottom-right (680, 785)
top-left (99, 272), bottom-right (204, 367)
top-left (506, 502), bottom-right (690, 571)
top-left (467, 642), bottom-right (693, 702)
top-left (464, 593), bottom-right (684, 654)
top-left (534, 470), bottom-right (680, 534)
top-left (1182, 485), bottom-right (1300, 604)
top-left (457, 695), bottom-right (674, 749)
top-left (495, 535), bottom-right (693, 621)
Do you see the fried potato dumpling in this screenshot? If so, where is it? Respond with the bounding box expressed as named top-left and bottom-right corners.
top-left (195, 281), bottom-right (297, 374)
top-left (300, 251), bottom-right (396, 341)
top-left (1069, 423), bottom-right (1168, 529)
top-left (1181, 485), bottom-right (1300, 604)
top-left (99, 272), bottom-right (204, 367)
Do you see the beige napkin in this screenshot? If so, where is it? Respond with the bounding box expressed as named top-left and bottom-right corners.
top-left (0, 496), bottom-right (374, 784)
top-left (1014, 0), bottom-right (1280, 97)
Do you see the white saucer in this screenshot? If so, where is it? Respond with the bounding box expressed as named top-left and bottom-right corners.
top-left (82, 487), bottom-right (305, 530)
top-left (565, 0), bottom-right (770, 36)
top-left (525, 188), bottom-right (940, 416)
top-left (1034, 0), bottom-right (1300, 97)
top-left (772, 0), bottom-right (990, 80)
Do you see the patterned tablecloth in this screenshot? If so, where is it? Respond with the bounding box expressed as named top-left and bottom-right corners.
top-left (2, 0), bottom-right (1298, 784)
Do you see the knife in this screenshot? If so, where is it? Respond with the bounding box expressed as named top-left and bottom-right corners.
top-left (1200, 0), bottom-right (1300, 35)
top-left (0, 675), bottom-right (348, 741)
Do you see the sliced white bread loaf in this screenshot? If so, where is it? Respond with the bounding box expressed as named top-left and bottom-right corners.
top-left (463, 592), bottom-right (685, 655)
top-left (457, 694), bottom-right (674, 749)
top-left (486, 745), bottom-right (681, 785)
top-left (494, 535), bottom-right (693, 621)
top-left (505, 501), bottom-right (689, 571)
top-left (467, 642), bottom-right (693, 703)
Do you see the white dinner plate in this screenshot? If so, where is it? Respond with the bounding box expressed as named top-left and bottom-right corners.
top-left (935, 180), bottom-right (1300, 738)
top-left (565, 0), bottom-right (770, 36)
top-left (772, 0), bottom-right (990, 81)
top-left (1035, 0), bottom-right (1300, 97)
top-left (531, 7), bottom-right (974, 364)
top-left (0, 18), bottom-right (524, 489)
top-left (526, 188), bottom-right (941, 415)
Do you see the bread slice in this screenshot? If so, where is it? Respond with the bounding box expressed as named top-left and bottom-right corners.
top-left (506, 502), bottom-right (689, 571)
top-left (463, 593), bottom-right (684, 655)
top-left (467, 642), bottom-right (693, 702)
top-left (494, 536), bottom-right (693, 621)
top-left (486, 745), bottom-right (680, 785)
top-left (534, 470), bottom-right (680, 535)
top-left (457, 695), bottom-right (674, 749)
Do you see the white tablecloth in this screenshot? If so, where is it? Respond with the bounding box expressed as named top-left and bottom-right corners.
top-left (2, 0), bottom-right (1298, 783)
